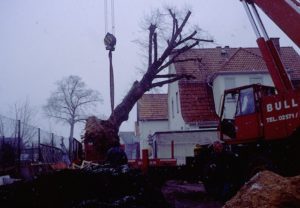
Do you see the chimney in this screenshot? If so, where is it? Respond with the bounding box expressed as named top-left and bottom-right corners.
top-left (270, 37), bottom-right (280, 53)
top-left (221, 46), bottom-right (229, 56)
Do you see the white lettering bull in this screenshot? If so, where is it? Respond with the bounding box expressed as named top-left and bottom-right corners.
top-left (266, 98), bottom-right (298, 113)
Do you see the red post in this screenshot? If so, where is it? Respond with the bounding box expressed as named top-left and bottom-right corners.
top-left (142, 149), bottom-right (149, 174)
top-left (171, 140), bottom-right (174, 159)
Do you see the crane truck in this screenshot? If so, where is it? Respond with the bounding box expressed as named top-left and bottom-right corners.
top-left (197, 0), bottom-right (300, 200)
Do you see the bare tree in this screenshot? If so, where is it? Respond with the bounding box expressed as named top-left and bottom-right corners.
top-left (85, 8), bottom-right (212, 160)
top-left (12, 99), bottom-right (37, 147)
top-left (44, 75), bottom-right (102, 142)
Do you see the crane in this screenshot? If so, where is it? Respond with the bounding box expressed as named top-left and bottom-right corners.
top-left (198, 0), bottom-right (300, 200)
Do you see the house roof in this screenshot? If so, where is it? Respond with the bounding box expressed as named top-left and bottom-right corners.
top-left (137, 93), bottom-right (168, 121)
top-left (174, 46), bottom-right (300, 83)
top-left (173, 45), bottom-right (300, 124)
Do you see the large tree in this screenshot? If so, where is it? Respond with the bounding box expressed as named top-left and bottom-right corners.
top-left (85, 8), bottom-right (212, 160)
top-left (44, 75), bottom-right (102, 142)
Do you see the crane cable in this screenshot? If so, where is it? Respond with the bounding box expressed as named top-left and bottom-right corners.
top-left (104, 0), bottom-right (115, 35)
top-left (104, 0), bottom-right (116, 113)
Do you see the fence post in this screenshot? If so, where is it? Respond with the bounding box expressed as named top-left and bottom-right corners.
top-left (69, 138), bottom-right (73, 162)
top-left (142, 149), bottom-right (149, 174)
top-left (51, 133), bottom-right (54, 162)
top-left (17, 120), bottom-right (21, 174)
top-left (38, 128), bottom-right (41, 162)
top-left (171, 140), bottom-right (174, 159)
top-left (32, 143), bottom-right (34, 162)
top-left (51, 133), bottom-right (54, 147)
top-left (154, 140), bottom-right (157, 159)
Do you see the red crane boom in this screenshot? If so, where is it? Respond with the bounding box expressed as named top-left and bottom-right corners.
top-left (251, 0), bottom-right (300, 48)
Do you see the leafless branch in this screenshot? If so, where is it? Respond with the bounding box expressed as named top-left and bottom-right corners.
top-left (151, 74), bottom-right (195, 88)
top-left (148, 24), bottom-right (156, 67)
top-left (154, 74), bottom-right (178, 79)
top-left (154, 32), bottom-right (158, 62)
top-left (157, 41), bottom-right (200, 73)
top-left (176, 31), bottom-right (197, 46)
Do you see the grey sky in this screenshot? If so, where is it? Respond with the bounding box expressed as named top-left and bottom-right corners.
top-left (0, 0), bottom-right (298, 139)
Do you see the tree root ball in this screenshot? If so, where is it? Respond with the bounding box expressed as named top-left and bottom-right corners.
top-left (84, 116), bottom-right (120, 162)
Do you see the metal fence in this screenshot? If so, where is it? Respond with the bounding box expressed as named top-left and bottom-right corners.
top-left (0, 114), bottom-right (71, 173)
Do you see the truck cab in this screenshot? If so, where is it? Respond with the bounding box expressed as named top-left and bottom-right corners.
top-left (219, 84), bottom-right (275, 143)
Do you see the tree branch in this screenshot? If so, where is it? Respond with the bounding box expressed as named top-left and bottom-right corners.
top-left (176, 31), bottom-right (197, 46)
top-left (173, 58), bottom-right (202, 63)
top-left (157, 41), bottom-right (200, 73)
top-left (151, 74), bottom-right (195, 88)
top-left (153, 32), bottom-right (158, 62)
top-left (154, 74), bottom-right (178, 79)
top-left (46, 115), bottom-right (70, 123)
top-left (191, 38), bottom-right (214, 42)
top-left (148, 24), bottom-right (156, 67)
top-left (169, 9), bottom-right (178, 37)
top-left (169, 9), bottom-right (191, 43)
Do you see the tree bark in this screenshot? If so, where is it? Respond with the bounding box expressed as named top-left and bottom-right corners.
top-left (69, 121), bottom-right (75, 160)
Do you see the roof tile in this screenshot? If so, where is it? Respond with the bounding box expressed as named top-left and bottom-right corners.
top-left (137, 94), bottom-right (168, 121)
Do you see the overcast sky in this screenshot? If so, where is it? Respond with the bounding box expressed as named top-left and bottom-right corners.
top-left (0, 0), bottom-right (299, 139)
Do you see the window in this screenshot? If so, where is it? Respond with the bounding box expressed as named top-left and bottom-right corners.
top-left (250, 77), bottom-right (263, 85)
top-left (224, 77), bottom-right (236, 89)
top-left (176, 92), bottom-right (179, 113)
top-left (223, 93), bottom-right (238, 119)
top-left (236, 87), bottom-right (255, 116)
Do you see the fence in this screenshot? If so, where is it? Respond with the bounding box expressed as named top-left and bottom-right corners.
top-left (0, 114), bottom-right (72, 174)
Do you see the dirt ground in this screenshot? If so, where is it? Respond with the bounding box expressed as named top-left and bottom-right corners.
top-left (161, 180), bottom-right (223, 208)
top-left (0, 166), bottom-right (224, 208)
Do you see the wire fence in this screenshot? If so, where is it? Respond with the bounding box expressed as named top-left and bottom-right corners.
top-left (0, 114), bottom-right (80, 174)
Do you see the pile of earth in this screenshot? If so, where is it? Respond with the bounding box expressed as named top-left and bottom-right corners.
top-left (0, 165), bottom-right (170, 208)
top-left (224, 170), bottom-right (300, 208)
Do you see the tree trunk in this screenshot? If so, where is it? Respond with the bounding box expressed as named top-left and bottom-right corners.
top-left (109, 78), bottom-right (151, 129)
top-left (84, 78), bottom-right (151, 161)
top-left (69, 121), bottom-right (75, 161)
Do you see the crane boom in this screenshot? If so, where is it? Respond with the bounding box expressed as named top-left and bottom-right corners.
top-left (242, 0), bottom-right (294, 93)
top-left (251, 0), bottom-right (300, 48)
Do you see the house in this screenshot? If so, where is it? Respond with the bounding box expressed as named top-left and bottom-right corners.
top-left (136, 94), bottom-right (168, 155)
top-left (137, 38), bottom-right (300, 164)
top-left (168, 38), bottom-right (300, 130)
top-left (119, 131), bottom-right (140, 159)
